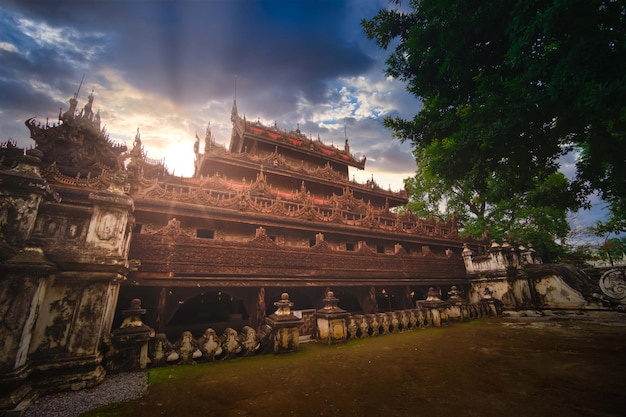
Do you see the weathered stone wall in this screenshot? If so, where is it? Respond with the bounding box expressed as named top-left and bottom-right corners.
top-left (464, 240), bottom-right (625, 312)
top-left (0, 154), bottom-right (135, 413)
top-left (533, 275), bottom-right (589, 309)
top-left (24, 182), bottom-right (134, 394)
top-left (462, 240), bottom-right (541, 278)
top-left (0, 274), bottom-right (46, 374)
top-left (468, 277), bottom-right (534, 308)
top-left (0, 150), bottom-right (58, 412)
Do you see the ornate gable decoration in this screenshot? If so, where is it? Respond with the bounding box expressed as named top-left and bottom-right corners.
top-left (241, 116), bottom-right (366, 169)
top-left (141, 218), bottom-right (197, 238)
top-left (26, 93), bottom-right (127, 174)
top-left (250, 226), bottom-right (275, 246)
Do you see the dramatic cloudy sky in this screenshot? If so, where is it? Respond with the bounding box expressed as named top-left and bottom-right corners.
top-left (0, 0), bottom-right (419, 190)
top-left (0, 0), bottom-right (612, 239)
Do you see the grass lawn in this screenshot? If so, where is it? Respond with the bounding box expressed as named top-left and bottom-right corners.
top-left (82, 316), bottom-right (626, 417)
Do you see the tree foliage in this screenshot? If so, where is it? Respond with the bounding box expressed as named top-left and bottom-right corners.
top-left (600, 237), bottom-right (626, 263)
top-left (363, 0), bottom-right (626, 252)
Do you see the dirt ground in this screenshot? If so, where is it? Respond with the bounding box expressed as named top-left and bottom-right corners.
top-left (83, 314), bottom-right (626, 417)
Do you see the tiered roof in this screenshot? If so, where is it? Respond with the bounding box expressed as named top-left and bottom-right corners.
top-left (231, 118), bottom-right (366, 170)
top-left (130, 167), bottom-right (457, 240)
top-left (13, 93), bottom-right (460, 241)
top-left (195, 100), bottom-right (407, 209)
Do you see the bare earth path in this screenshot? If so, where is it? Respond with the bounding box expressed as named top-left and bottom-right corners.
top-left (80, 315), bottom-right (626, 417)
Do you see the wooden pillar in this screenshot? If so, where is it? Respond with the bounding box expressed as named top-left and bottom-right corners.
top-left (155, 287), bottom-right (168, 333)
top-left (357, 286), bottom-right (378, 314)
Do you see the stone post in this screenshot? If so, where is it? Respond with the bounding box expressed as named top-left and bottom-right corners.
top-left (315, 291), bottom-right (350, 344)
top-left (354, 315), bottom-right (368, 338)
top-left (265, 293), bottom-right (303, 354)
top-left (445, 286), bottom-right (469, 321)
top-left (417, 287), bottom-right (447, 327)
top-left (108, 299), bottom-right (154, 372)
top-left (480, 287), bottom-right (503, 317)
top-left (366, 313), bottom-right (379, 336)
top-left (521, 243), bottom-right (542, 265)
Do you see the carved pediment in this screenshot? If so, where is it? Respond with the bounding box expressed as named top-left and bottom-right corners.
top-left (142, 218), bottom-right (196, 238)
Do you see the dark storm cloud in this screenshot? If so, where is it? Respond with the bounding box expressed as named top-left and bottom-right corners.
top-left (4, 0), bottom-right (374, 110)
top-left (0, 77), bottom-right (59, 116)
top-left (0, 81), bottom-right (60, 142)
top-left (0, 3), bottom-right (112, 114)
top-left (0, 16), bottom-right (45, 71)
top-left (344, 117), bottom-right (416, 174)
top-left (0, 47), bottom-right (77, 101)
top-left (371, 141), bottom-right (417, 173)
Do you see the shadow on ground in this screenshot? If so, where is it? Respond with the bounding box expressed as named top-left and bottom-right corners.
top-left (83, 315), bottom-right (626, 417)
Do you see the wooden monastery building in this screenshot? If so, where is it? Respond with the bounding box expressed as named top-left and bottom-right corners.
top-left (0, 92), bottom-right (472, 401)
top-left (2, 93), bottom-right (471, 336)
top-left (124, 99), bottom-right (468, 336)
top-left (4, 90), bottom-right (624, 415)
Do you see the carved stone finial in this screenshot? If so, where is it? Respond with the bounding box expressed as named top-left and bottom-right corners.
top-left (448, 286), bottom-right (463, 301)
top-left (319, 290), bottom-right (346, 314)
top-left (273, 292), bottom-right (294, 316)
top-left (120, 298), bottom-right (147, 328)
top-left (425, 287), bottom-right (441, 302)
top-left (134, 128), bottom-right (141, 147)
top-left (316, 289), bottom-right (349, 344)
top-left (265, 292), bottom-right (303, 354)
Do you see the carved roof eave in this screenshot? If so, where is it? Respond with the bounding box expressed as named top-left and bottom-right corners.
top-left (25, 117), bottom-right (127, 171)
top-left (197, 151), bottom-right (407, 203)
top-left (243, 126), bottom-right (366, 170)
top-left (43, 162), bottom-right (113, 191)
top-left (135, 200), bottom-right (465, 250)
top-left (230, 113), bottom-right (365, 169)
top-left (131, 186), bottom-right (460, 243)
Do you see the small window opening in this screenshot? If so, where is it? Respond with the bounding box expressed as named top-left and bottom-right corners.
top-left (197, 229), bottom-right (215, 239)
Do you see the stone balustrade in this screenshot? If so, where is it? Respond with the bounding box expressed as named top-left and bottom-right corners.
top-left (462, 239), bottom-right (542, 277)
top-left (108, 289), bottom-right (502, 370)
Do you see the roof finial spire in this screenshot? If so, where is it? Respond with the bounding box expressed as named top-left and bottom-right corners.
top-left (74, 74), bottom-right (85, 99)
top-left (204, 122), bottom-right (213, 151)
top-left (231, 78), bottom-right (239, 124)
top-left (344, 125), bottom-right (350, 153)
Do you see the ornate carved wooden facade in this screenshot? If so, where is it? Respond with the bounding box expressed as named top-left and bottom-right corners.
top-left (0, 94), bottom-right (473, 408)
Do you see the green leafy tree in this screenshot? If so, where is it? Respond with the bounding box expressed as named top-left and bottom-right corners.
top-left (363, 0), bottom-right (626, 254)
top-left (592, 222), bottom-right (626, 265)
top-left (405, 158), bottom-right (576, 261)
